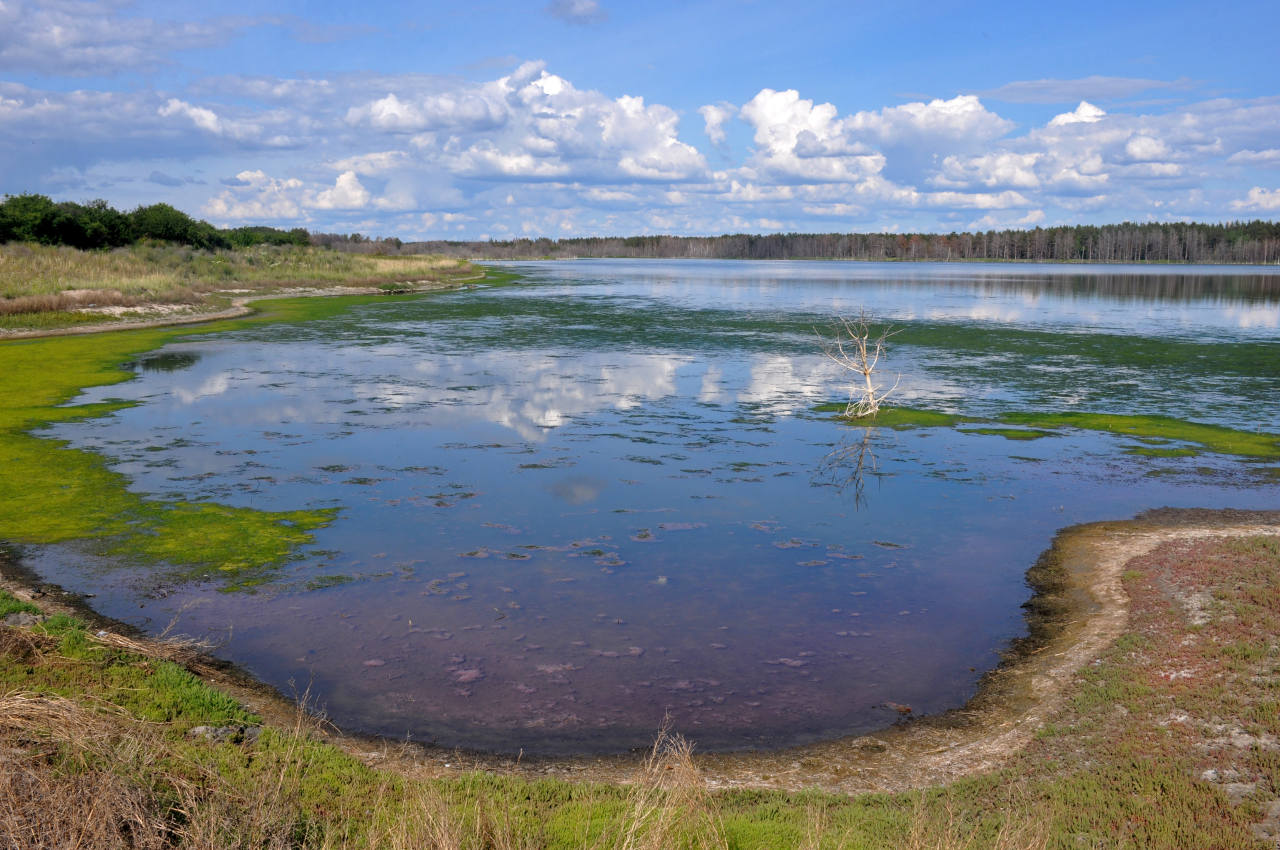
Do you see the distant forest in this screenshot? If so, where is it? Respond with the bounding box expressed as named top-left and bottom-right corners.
top-left (319, 221), bottom-right (1280, 265)
top-left (0, 193), bottom-right (308, 250)
top-left (4, 193), bottom-right (1278, 264)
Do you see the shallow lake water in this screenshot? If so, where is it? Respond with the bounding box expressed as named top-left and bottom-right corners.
top-left (29, 260), bottom-right (1280, 754)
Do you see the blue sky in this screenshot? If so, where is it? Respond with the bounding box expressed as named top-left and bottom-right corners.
top-left (2, 0), bottom-right (1279, 239)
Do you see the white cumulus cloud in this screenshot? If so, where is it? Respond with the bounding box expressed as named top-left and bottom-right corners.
top-left (739, 88), bottom-right (883, 182)
top-left (1123, 135), bottom-right (1171, 162)
top-left (1228, 148), bottom-right (1280, 166)
top-left (934, 152), bottom-right (1041, 189)
top-left (312, 171), bottom-right (371, 209)
top-left (1230, 186), bottom-right (1280, 211)
top-left (846, 95), bottom-right (1013, 145)
top-left (699, 102), bottom-right (735, 145)
top-left (203, 170), bottom-right (305, 220)
top-left (328, 150), bottom-right (410, 175)
top-left (1049, 101), bottom-right (1107, 126)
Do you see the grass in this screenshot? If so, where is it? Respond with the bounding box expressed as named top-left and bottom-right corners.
top-left (3, 530), bottom-right (1276, 847)
top-left (0, 242), bottom-right (476, 328)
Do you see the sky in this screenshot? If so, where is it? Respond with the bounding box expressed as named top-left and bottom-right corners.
top-left (2, 0), bottom-right (1279, 240)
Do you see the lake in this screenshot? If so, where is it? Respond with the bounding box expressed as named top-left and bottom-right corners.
top-left (26, 260), bottom-right (1280, 754)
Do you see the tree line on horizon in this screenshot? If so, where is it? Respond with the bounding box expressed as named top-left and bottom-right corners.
top-left (4, 192), bottom-right (1278, 264)
top-left (358, 220), bottom-right (1280, 264)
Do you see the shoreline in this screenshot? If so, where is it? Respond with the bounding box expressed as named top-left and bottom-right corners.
top-left (0, 272), bottom-right (484, 341)
top-left (6, 508), bottom-right (1277, 793)
top-left (474, 256), bottom-right (1280, 267)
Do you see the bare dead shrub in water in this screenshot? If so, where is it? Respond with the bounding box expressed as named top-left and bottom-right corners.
top-left (819, 311), bottom-right (900, 418)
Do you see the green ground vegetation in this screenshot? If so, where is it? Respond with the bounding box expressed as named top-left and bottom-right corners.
top-left (4, 532), bottom-right (1277, 847)
top-left (819, 404), bottom-right (1280, 461)
top-left (997, 412), bottom-right (1280, 459)
top-left (957, 427), bottom-right (1057, 441)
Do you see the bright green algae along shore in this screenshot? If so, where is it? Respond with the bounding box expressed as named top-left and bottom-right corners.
top-left (0, 293), bottom-right (444, 586)
top-left (816, 405), bottom-right (1280, 460)
top-left (997, 411), bottom-right (1280, 459)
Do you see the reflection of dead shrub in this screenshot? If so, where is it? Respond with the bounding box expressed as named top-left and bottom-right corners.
top-left (815, 426), bottom-right (877, 508)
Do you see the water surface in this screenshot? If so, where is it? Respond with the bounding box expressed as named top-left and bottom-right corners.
top-left (29, 260), bottom-right (1280, 754)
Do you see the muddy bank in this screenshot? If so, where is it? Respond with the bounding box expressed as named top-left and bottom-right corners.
top-left (5, 507), bottom-right (1277, 794)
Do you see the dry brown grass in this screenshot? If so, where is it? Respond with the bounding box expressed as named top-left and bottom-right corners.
top-left (0, 687), bottom-right (334, 850)
top-left (902, 789), bottom-right (1048, 850)
top-left (607, 726), bottom-right (729, 850)
top-left (0, 288), bottom-right (201, 318)
top-left (0, 243), bottom-right (474, 318)
top-left (365, 726), bottom-right (730, 850)
top-left (372, 783), bottom-right (537, 850)
top-left (92, 626), bottom-right (218, 676)
top-left (172, 708), bottom-right (331, 850)
top-left (0, 243), bottom-right (173, 296)
top-left (0, 691), bottom-right (175, 849)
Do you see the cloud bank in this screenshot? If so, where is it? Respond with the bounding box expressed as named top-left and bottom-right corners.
top-left (2, 35), bottom-right (1278, 239)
